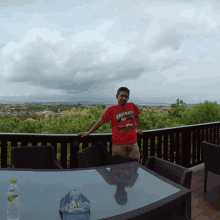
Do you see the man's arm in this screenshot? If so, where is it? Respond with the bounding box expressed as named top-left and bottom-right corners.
top-left (88, 117), bottom-right (106, 134)
top-left (135, 115), bottom-right (141, 130)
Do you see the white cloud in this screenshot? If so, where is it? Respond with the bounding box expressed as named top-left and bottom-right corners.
top-left (0, 0), bottom-right (220, 105)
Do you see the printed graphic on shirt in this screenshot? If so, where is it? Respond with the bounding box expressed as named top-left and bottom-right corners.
top-left (116, 110), bottom-right (135, 132)
top-left (101, 103), bottom-right (140, 144)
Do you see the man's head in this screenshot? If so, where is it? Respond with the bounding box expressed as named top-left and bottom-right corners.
top-left (116, 87), bottom-right (130, 107)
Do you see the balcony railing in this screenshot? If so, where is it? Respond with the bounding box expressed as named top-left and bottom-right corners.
top-left (0, 121), bottom-right (219, 169)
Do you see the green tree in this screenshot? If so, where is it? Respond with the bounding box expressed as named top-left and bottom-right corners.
top-left (167, 99), bottom-right (187, 121)
top-left (32, 115), bottom-right (38, 120)
top-left (53, 108), bottom-right (59, 113)
top-left (180, 101), bottom-right (220, 125)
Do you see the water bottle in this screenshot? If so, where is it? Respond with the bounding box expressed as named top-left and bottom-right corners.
top-left (7, 178), bottom-right (20, 220)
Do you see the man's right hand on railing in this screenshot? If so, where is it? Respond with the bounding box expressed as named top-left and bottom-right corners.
top-left (77, 131), bottom-right (90, 137)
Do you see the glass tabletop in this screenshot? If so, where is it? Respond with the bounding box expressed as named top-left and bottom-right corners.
top-left (0, 163), bottom-right (181, 220)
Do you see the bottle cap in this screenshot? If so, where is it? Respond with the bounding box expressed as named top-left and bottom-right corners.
top-left (11, 178), bottom-right (17, 184)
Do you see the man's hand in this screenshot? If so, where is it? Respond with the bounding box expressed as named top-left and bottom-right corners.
top-left (136, 129), bottom-right (143, 135)
top-left (77, 131), bottom-right (90, 137)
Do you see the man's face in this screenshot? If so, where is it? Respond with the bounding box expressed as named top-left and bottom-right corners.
top-left (116, 91), bottom-right (129, 107)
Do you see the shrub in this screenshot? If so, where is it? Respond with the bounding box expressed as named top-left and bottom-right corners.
top-left (180, 102), bottom-right (220, 125)
top-left (32, 115), bottom-right (38, 120)
top-left (167, 99), bottom-right (187, 121)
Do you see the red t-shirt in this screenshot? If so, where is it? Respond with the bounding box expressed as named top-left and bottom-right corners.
top-left (101, 102), bottom-right (140, 145)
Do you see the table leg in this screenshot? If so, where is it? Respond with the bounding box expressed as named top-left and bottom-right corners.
top-left (182, 194), bottom-right (191, 220)
top-left (186, 195), bottom-right (192, 220)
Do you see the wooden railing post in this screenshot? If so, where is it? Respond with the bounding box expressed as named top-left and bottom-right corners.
top-left (70, 139), bottom-right (79, 169)
top-left (181, 129), bottom-right (191, 168)
top-left (1, 139), bottom-right (8, 168)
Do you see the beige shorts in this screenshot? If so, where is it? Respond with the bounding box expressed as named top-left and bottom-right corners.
top-left (112, 142), bottom-right (140, 162)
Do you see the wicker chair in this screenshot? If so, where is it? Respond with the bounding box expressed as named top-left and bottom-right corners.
top-left (11, 145), bottom-right (63, 169)
top-left (77, 142), bottom-right (138, 168)
top-left (201, 141), bottom-right (220, 193)
top-left (143, 156), bottom-right (192, 220)
top-left (145, 156), bottom-right (192, 189)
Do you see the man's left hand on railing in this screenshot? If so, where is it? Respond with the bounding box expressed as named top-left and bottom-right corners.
top-left (136, 130), bottom-right (143, 135)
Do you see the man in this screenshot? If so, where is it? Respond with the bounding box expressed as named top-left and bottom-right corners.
top-left (77, 87), bottom-right (143, 162)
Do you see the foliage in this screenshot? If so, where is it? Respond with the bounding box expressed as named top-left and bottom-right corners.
top-left (32, 114), bottom-right (38, 120)
top-left (180, 101), bottom-right (220, 125)
top-left (167, 99), bottom-right (188, 122)
top-left (1, 100), bottom-right (220, 168)
top-left (170, 103), bottom-right (176, 108)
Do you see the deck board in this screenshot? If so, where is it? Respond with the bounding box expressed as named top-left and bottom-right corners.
top-left (189, 163), bottom-right (220, 219)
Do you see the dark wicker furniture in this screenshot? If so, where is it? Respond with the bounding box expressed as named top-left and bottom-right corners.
top-left (11, 145), bottom-right (63, 169)
top-left (201, 140), bottom-right (220, 193)
top-left (143, 156), bottom-right (192, 220)
top-left (77, 142), bottom-right (138, 168)
top-left (145, 156), bottom-right (192, 190)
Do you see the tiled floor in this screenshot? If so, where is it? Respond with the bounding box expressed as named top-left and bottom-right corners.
top-left (189, 164), bottom-right (220, 220)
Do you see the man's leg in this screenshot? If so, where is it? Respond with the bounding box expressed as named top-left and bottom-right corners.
top-left (112, 142), bottom-right (140, 162)
top-left (112, 144), bottom-right (127, 157)
top-left (127, 142), bottom-right (140, 163)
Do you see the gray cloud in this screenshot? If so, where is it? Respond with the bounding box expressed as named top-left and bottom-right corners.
top-left (0, 0), bottom-right (55, 8)
top-left (0, 0), bottom-right (220, 105)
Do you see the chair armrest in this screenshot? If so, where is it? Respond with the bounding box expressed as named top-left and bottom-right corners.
top-left (182, 169), bottom-right (193, 190)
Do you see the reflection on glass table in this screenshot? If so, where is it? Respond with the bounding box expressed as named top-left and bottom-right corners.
top-left (96, 162), bottom-right (139, 205)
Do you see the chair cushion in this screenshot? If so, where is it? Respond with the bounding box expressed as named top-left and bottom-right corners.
top-left (49, 146), bottom-right (56, 162)
top-left (145, 156), bottom-right (193, 190)
top-left (77, 144), bottom-right (103, 168)
top-left (96, 142), bottom-right (111, 166)
top-left (201, 141), bottom-right (220, 175)
top-left (152, 158), bottom-right (183, 185)
top-left (13, 146), bottom-right (53, 169)
top-left (77, 142), bottom-right (138, 168)
top-left (97, 142), bottom-right (139, 165)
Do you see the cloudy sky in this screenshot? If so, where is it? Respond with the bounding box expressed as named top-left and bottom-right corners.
top-left (0, 0), bottom-right (220, 106)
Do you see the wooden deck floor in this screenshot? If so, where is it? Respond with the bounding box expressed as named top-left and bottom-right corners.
top-left (189, 163), bottom-right (220, 219)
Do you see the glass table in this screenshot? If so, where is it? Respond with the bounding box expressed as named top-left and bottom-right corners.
top-left (0, 162), bottom-right (191, 220)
